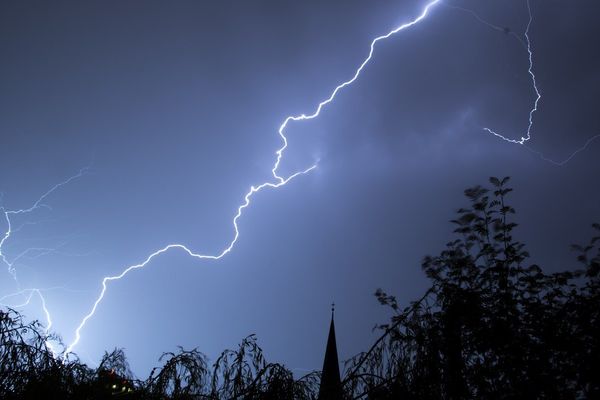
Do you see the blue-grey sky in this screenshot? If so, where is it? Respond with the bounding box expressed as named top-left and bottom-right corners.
top-left (1, 0), bottom-right (599, 376)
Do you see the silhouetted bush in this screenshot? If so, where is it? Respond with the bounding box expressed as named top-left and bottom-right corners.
top-left (2, 177), bottom-right (598, 399)
top-left (0, 310), bottom-right (318, 399)
top-left (342, 177), bottom-right (600, 399)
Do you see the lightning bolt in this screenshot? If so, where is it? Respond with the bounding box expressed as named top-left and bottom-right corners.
top-left (64, 0), bottom-right (443, 356)
top-left (64, 166), bottom-right (316, 355)
top-left (0, 287), bottom-right (58, 354)
top-left (451, 0), bottom-right (598, 165)
top-left (7, 0), bottom-right (594, 360)
top-left (1, 169), bottom-right (88, 356)
top-left (480, 0), bottom-right (540, 145)
top-left (1, 167), bottom-right (89, 282)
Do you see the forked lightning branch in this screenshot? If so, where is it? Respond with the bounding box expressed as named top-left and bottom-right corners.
top-left (1, 0), bottom-right (596, 359)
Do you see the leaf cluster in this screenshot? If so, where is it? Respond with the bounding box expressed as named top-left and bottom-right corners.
top-left (343, 177), bottom-right (600, 399)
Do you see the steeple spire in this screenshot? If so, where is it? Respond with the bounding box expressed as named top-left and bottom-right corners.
top-left (318, 303), bottom-right (343, 400)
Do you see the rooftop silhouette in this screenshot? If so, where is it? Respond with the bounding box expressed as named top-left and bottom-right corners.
top-left (318, 303), bottom-right (343, 400)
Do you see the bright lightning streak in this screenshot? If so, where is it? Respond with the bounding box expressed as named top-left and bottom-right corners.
top-left (271, 0), bottom-right (441, 180)
top-left (65, 165), bottom-right (316, 356)
top-left (1, 0), bottom-right (594, 363)
top-left (481, 0), bottom-right (540, 145)
top-left (64, 0), bottom-right (442, 356)
top-left (4, 0), bottom-right (594, 361)
top-left (0, 287), bottom-right (58, 355)
top-left (0, 169), bottom-right (87, 356)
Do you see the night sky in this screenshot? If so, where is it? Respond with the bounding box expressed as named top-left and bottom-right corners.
top-left (1, 0), bottom-right (599, 377)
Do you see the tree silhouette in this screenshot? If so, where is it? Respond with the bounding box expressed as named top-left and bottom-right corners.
top-left (342, 177), bottom-right (600, 399)
top-left (1, 176), bottom-right (598, 399)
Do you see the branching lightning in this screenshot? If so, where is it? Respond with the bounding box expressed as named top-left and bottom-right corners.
top-left (1, 169), bottom-right (88, 355)
top-left (450, 0), bottom-right (599, 165)
top-left (64, 166), bottom-right (316, 355)
top-left (63, 0), bottom-right (443, 356)
top-left (0, 288), bottom-right (53, 330)
top-left (0, 287), bottom-right (58, 354)
top-left (3, 0), bottom-right (597, 362)
top-left (1, 167), bottom-right (89, 282)
top-left (480, 0), bottom-right (540, 145)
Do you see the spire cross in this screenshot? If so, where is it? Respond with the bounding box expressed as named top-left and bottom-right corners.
top-left (331, 302), bottom-right (335, 315)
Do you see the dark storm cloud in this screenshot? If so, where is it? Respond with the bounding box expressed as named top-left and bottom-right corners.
top-left (1, 0), bottom-right (598, 376)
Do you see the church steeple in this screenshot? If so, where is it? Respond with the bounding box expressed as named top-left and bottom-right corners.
top-left (318, 303), bottom-right (343, 400)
